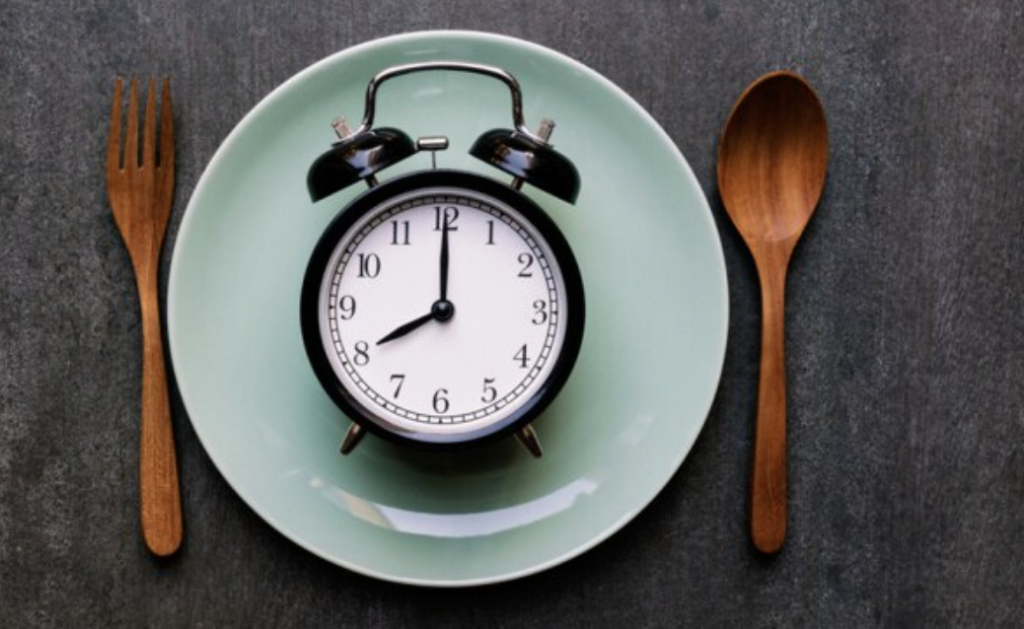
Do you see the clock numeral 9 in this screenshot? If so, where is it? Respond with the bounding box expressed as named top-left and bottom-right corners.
top-left (338, 295), bottom-right (356, 320)
top-left (434, 206), bottom-right (459, 231)
top-left (481, 378), bottom-right (497, 403)
top-left (517, 252), bottom-right (534, 277)
top-left (532, 299), bottom-right (547, 325)
top-left (432, 388), bottom-right (450, 414)
top-left (357, 253), bottom-right (381, 278)
top-left (353, 341), bottom-right (370, 366)
top-left (513, 344), bottom-right (530, 369)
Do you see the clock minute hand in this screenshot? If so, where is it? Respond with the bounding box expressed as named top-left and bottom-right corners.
top-left (439, 221), bottom-right (450, 301)
top-left (376, 311), bottom-right (435, 346)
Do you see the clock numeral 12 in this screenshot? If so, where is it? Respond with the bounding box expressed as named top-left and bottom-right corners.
top-left (434, 206), bottom-right (459, 231)
top-left (486, 220), bottom-right (495, 245)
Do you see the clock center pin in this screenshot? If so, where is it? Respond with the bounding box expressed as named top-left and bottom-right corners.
top-left (432, 299), bottom-right (455, 322)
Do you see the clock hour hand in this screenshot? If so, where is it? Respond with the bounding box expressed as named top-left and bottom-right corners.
top-left (376, 299), bottom-right (456, 346)
top-left (376, 311), bottom-right (435, 346)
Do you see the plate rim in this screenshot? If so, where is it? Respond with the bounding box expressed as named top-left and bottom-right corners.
top-left (168, 29), bottom-right (729, 587)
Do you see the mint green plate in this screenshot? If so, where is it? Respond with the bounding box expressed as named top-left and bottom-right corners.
top-left (168, 31), bottom-right (727, 586)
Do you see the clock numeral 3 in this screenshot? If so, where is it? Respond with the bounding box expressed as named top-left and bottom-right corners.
top-left (338, 295), bottom-right (356, 320)
top-left (432, 388), bottom-right (450, 414)
top-left (532, 299), bottom-right (547, 325)
top-left (517, 252), bottom-right (534, 277)
top-left (481, 378), bottom-right (497, 403)
top-left (357, 253), bottom-right (381, 278)
top-left (353, 341), bottom-right (370, 366)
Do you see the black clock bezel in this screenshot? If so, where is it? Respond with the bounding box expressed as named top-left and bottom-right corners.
top-left (300, 169), bottom-right (585, 450)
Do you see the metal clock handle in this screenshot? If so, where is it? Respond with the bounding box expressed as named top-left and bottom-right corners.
top-left (351, 61), bottom-right (547, 146)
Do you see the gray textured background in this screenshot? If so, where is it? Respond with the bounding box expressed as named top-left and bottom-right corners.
top-left (2, 1), bottom-right (1023, 627)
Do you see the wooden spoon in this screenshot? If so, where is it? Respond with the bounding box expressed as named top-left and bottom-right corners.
top-left (717, 71), bottom-right (828, 554)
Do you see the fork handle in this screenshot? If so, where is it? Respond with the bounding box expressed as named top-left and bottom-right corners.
top-left (138, 275), bottom-right (183, 556)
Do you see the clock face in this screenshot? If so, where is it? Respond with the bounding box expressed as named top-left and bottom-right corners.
top-left (302, 171), bottom-right (584, 447)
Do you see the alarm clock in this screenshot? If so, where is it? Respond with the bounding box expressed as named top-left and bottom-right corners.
top-left (300, 61), bottom-right (584, 457)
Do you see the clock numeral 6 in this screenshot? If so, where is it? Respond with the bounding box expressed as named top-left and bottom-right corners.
top-left (338, 295), bottom-right (356, 320)
top-left (432, 388), bottom-right (450, 414)
top-left (357, 253), bottom-right (380, 278)
top-left (353, 341), bottom-right (370, 366)
top-left (481, 378), bottom-right (497, 403)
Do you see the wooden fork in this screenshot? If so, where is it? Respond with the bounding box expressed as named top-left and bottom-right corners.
top-left (106, 78), bottom-right (183, 556)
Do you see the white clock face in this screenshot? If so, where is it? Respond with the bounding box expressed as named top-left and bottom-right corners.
top-left (316, 186), bottom-right (571, 437)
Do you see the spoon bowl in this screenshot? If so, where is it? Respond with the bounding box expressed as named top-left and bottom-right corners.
top-left (719, 71), bottom-right (828, 246)
top-left (717, 71), bottom-right (828, 554)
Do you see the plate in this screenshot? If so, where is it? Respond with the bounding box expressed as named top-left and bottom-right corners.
top-left (168, 31), bottom-right (728, 586)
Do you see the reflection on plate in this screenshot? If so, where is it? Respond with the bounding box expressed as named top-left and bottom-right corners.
top-left (168, 30), bottom-right (727, 586)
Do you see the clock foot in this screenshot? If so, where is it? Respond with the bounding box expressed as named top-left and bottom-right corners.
top-left (515, 425), bottom-right (543, 458)
top-left (340, 423), bottom-right (366, 455)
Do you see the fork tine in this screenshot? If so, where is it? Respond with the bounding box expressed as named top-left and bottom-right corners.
top-left (154, 78), bottom-right (175, 224)
top-left (107, 78), bottom-right (123, 175)
top-left (125, 79), bottom-right (139, 169)
top-left (143, 79), bottom-right (157, 168)
top-left (158, 78), bottom-right (174, 172)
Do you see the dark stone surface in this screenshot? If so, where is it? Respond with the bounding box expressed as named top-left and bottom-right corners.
top-left (2, 1), bottom-right (1022, 626)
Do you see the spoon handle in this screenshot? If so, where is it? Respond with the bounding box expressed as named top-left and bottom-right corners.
top-left (750, 252), bottom-right (789, 553)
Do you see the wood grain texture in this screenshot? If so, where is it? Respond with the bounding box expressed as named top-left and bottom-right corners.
top-left (749, 241), bottom-right (791, 552)
top-left (0, 0), bottom-right (1022, 627)
top-left (106, 78), bottom-right (182, 557)
top-left (718, 72), bottom-right (829, 553)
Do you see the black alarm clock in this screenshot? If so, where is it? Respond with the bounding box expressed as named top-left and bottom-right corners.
top-left (300, 62), bottom-right (584, 457)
